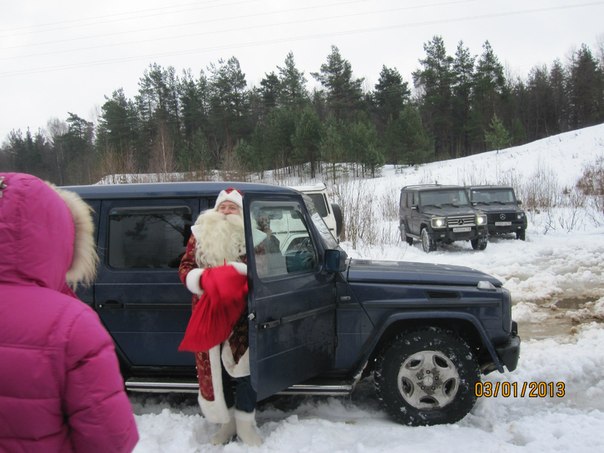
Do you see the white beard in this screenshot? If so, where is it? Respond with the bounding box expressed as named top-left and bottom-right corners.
top-left (191, 210), bottom-right (245, 267)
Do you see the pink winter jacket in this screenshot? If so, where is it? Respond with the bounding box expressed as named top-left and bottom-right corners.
top-left (0, 173), bottom-right (139, 453)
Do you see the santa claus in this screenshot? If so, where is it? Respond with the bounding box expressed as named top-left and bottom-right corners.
top-left (178, 187), bottom-right (264, 446)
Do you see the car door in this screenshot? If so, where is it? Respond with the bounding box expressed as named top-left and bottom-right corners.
top-left (245, 195), bottom-right (338, 400)
top-left (93, 196), bottom-right (204, 368)
top-left (408, 190), bottom-right (422, 235)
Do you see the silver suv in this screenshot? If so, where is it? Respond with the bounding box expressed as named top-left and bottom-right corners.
top-left (400, 184), bottom-right (488, 252)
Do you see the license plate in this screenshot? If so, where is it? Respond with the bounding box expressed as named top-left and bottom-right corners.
top-left (495, 221), bottom-right (512, 226)
top-left (453, 226), bottom-right (471, 233)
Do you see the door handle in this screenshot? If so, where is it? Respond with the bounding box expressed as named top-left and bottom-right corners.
top-left (98, 300), bottom-right (124, 309)
top-left (259, 319), bottom-right (281, 329)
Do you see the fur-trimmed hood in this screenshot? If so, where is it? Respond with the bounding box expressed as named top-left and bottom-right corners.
top-left (0, 173), bottom-right (98, 293)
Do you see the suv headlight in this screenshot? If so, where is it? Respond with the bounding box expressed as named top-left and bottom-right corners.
top-left (517, 212), bottom-right (525, 219)
top-left (431, 217), bottom-right (446, 228)
top-left (476, 214), bottom-right (487, 225)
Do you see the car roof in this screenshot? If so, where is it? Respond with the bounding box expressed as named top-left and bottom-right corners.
top-left (467, 185), bottom-right (514, 190)
top-left (61, 181), bottom-right (299, 200)
top-left (401, 184), bottom-right (464, 191)
top-left (289, 182), bottom-right (327, 193)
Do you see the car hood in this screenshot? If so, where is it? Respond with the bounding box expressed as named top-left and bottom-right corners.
top-left (346, 258), bottom-right (502, 287)
top-left (421, 206), bottom-right (475, 216)
top-left (473, 203), bottom-right (521, 213)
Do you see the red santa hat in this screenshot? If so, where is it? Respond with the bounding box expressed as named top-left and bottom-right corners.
top-left (214, 187), bottom-right (243, 210)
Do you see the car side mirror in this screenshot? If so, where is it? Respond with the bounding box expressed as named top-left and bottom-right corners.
top-left (517, 200), bottom-right (522, 205)
top-left (324, 249), bottom-right (347, 272)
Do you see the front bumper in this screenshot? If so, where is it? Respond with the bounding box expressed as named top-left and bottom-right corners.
top-left (496, 333), bottom-right (521, 372)
top-left (431, 226), bottom-right (488, 242)
top-left (487, 222), bottom-right (526, 235)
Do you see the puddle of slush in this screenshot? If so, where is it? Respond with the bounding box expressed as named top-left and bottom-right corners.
top-left (515, 297), bottom-right (602, 340)
top-left (518, 318), bottom-right (575, 340)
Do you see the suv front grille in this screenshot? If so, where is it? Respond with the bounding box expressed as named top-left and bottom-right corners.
top-left (488, 212), bottom-right (514, 222)
top-left (446, 215), bottom-right (476, 227)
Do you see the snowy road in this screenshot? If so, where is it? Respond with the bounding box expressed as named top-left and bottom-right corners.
top-left (131, 228), bottom-right (604, 452)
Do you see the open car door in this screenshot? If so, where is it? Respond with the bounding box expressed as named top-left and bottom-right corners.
top-left (245, 195), bottom-right (338, 401)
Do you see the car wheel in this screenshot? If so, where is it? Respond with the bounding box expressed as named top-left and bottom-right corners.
top-left (421, 228), bottom-right (436, 253)
top-left (471, 237), bottom-right (488, 250)
top-left (516, 229), bottom-right (526, 241)
top-left (400, 223), bottom-right (414, 246)
top-left (374, 328), bottom-right (480, 426)
top-left (331, 203), bottom-right (344, 240)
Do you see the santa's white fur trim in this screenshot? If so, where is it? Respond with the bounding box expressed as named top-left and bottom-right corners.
top-left (185, 268), bottom-right (204, 295)
top-left (222, 339), bottom-right (250, 378)
top-left (234, 409), bottom-right (256, 421)
top-left (51, 185), bottom-right (99, 290)
top-left (198, 346), bottom-right (230, 424)
top-left (227, 261), bottom-right (247, 276)
top-left (214, 188), bottom-right (243, 210)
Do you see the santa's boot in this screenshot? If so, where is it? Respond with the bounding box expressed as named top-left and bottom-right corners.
top-left (235, 409), bottom-right (263, 446)
top-left (210, 409), bottom-right (236, 445)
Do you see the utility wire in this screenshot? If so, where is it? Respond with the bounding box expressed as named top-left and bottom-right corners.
top-left (0, 2), bottom-right (602, 78)
top-left (0, 0), bottom-right (480, 60)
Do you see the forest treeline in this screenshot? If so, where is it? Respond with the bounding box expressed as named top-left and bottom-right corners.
top-left (1, 36), bottom-right (603, 185)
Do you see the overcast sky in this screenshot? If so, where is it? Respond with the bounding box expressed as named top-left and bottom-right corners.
top-left (1, 0), bottom-right (603, 142)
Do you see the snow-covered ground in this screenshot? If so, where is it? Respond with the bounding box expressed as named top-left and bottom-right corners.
top-left (131, 125), bottom-right (604, 452)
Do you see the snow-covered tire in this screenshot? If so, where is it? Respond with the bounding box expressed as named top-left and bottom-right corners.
top-left (331, 203), bottom-right (344, 240)
top-left (400, 223), bottom-right (414, 246)
top-left (421, 228), bottom-right (436, 253)
top-left (471, 237), bottom-right (488, 250)
top-left (374, 328), bottom-right (480, 426)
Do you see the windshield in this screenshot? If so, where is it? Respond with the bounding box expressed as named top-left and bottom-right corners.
top-left (419, 189), bottom-right (470, 207)
top-left (470, 188), bottom-right (516, 204)
top-left (302, 194), bottom-right (339, 249)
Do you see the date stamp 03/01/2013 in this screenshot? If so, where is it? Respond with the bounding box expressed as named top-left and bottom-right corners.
top-left (474, 381), bottom-right (566, 398)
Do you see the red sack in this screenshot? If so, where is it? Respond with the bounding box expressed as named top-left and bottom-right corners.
top-left (178, 265), bottom-right (248, 352)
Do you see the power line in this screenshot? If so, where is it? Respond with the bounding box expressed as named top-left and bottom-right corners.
top-left (0, 0), bottom-right (479, 60)
top-left (0, 2), bottom-right (602, 79)
top-left (0, 0), bottom-right (241, 35)
top-left (0, 0), bottom-right (475, 50)
top-left (0, 0), bottom-right (363, 40)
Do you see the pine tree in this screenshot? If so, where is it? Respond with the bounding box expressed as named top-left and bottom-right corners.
top-left (451, 41), bottom-right (475, 156)
top-left (469, 41), bottom-right (507, 152)
top-left (568, 44), bottom-right (603, 128)
top-left (312, 46), bottom-right (364, 121)
top-left (292, 107), bottom-right (321, 178)
top-left (207, 57), bottom-right (250, 169)
top-left (413, 36), bottom-right (454, 159)
top-left (178, 69), bottom-right (210, 171)
top-left (484, 114), bottom-right (511, 150)
top-left (277, 52), bottom-right (309, 109)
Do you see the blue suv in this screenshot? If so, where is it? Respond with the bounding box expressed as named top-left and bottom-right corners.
top-left (65, 181), bottom-right (520, 426)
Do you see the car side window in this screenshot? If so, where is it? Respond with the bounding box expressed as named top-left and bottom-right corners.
top-left (251, 200), bottom-right (317, 278)
top-left (108, 206), bottom-right (192, 269)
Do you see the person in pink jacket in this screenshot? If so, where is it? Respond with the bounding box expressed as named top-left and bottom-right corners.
top-left (0, 173), bottom-right (139, 453)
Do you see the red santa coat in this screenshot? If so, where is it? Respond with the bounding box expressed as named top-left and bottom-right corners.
top-left (178, 209), bottom-right (265, 423)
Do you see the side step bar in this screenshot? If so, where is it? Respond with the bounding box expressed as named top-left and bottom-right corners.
top-left (125, 378), bottom-right (354, 396)
top-left (126, 378), bottom-right (199, 394)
